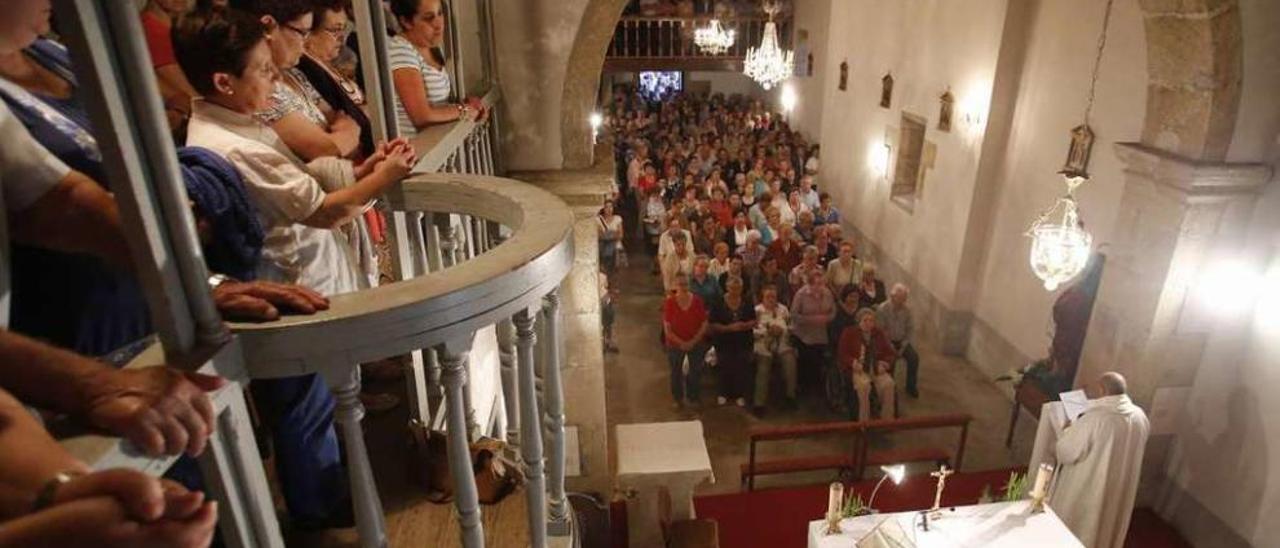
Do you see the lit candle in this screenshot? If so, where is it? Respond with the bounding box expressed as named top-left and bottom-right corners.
top-left (1032, 463), bottom-right (1053, 498)
top-left (827, 482), bottom-right (844, 520)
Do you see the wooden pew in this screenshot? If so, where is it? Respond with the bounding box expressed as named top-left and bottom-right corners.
top-left (740, 421), bottom-right (861, 491)
top-left (854, 413), bottom-right (972, 480)
top-left (739, 413), bottom-right (974, 491)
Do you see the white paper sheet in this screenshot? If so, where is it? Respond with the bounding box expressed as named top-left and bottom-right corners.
top-left (1059, 390), bottom-right (1089, 422)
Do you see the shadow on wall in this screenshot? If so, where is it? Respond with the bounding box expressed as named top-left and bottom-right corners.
top-left (1161, 386), bottom-right (1266, 546)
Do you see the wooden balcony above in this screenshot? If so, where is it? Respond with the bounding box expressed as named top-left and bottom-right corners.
top-left (605, 15), bottom-right (792, 72)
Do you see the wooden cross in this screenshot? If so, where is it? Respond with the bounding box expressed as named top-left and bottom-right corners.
top-left (929, 465), bottom-right (954, 512)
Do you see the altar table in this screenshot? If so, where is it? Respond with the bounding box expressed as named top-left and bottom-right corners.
top-left (806, 500), bottom-right (1083, 548)
top-left (617, 421), bottom-right (715, 548)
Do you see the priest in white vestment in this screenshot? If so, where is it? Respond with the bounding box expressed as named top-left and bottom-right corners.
top-left (1049, 372), bottom-right (1150, 548)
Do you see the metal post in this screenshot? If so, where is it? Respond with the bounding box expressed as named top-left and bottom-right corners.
top-left (541, 290), bottom-right (571, 536)
top-left (437, 339), bottom-right (485, 547)
top-left (514, 309), bottom-right (549, 548)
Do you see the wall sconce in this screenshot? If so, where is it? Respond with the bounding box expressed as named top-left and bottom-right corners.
top-left (958, 83), bottom-right (990, 131)
top-left (1195, 259), bottom-right (1265, 317)
top-left (868, 141), bottom-right (891, 179)
top-left (589, 111), bottom-right (603, 144)
top-left (780, 82), bottom-right (798, 116)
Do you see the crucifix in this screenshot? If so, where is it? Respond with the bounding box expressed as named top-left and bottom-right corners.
top-left (929, 465), bottom-right (954, 513)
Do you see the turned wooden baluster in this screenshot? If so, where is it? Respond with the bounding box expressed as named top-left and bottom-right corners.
top-left (514, 309), bottom-right (549, 548)
top-left (322, 365), bottom-right (388, 548)
top-left (541, 290), bottom-right (571, 535)
top-left (437, 338), bottom-right (485, 547)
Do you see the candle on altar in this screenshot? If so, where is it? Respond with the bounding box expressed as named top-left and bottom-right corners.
top-left (1031, 463), bottom-right (1053, 498)
top-left (827, 482), bottom-right (844, 519)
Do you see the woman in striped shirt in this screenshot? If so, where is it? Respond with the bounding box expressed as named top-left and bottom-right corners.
top-left (387, 0), bottom-right (486, 136)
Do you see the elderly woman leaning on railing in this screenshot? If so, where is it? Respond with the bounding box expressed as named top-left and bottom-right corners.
top-left (387, 0), bottom-right (487, 135)
top-left (174, 7), bottom-right (415, 529)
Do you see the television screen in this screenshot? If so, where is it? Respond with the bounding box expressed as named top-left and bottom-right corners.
top-left (637, 71), bottom-right (683, 100)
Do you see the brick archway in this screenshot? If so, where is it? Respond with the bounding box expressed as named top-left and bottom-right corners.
top-left (558, 0), bottom-right (1246, 166)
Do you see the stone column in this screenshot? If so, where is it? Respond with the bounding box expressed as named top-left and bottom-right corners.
top-left (1078, 142), bottom-right (1270, 497)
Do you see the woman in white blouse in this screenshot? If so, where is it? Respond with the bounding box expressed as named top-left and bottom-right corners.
top-left (388, 0), bottom-right (486, 135)
top-left (176, 8), bottom-right (416, 296)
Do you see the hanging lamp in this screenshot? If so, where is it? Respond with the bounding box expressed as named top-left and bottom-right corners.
top-left (743, 1), bottom-right (793, 90)
top-left (1026, 0), bottom-right (1116, 291)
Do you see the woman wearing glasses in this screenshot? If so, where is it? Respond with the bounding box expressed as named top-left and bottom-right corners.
top-left (298, 0), bottom-right (375, 158)
top-left (233, 0), bottom-right (363, 161)
top-left (388, 0), bottom-right (486, 135)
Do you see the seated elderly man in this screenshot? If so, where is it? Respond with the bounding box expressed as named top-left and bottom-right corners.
top-left (836, 308), bottom-right (896, 421)
top-left (877, 283), bottom-right (920, 398)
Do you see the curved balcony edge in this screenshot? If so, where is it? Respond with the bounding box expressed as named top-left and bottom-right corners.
top-left (228, 172), bottom-right (576, 377)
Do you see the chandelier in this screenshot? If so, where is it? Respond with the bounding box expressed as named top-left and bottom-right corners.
top-left (1026, 0), bottom-right (1115, 291)
top-left (743, 2), bottom-right (792, 90)
top-left (694, 19), bottom-right (736, 55)
top-left (1027, 177), bottom-right (1093, 291)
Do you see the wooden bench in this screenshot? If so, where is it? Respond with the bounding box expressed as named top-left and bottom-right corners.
top-left (741, 421), bottom-right (861, 491)
top-left (740, 414), bottom-right (974, 491)
top-left (855, 414), bottom-right (972, 480)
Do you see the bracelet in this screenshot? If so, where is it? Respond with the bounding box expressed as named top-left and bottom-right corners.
top-left (32, 471), bottom-right (83, 512)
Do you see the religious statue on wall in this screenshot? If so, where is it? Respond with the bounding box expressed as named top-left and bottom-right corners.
top-left (880, 73), bottom-right (894, 108)
top-left (838, 60), bottom-right (848, 91)
top-left (938, 89), bottom-right (954, 132)
top-left (808, 53), bottom-right (816, 77)
top-left (1061, 124), bottom-right (1095, 178)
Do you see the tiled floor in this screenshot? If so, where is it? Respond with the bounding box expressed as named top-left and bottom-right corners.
top-left (603, 246), bottom-right (1038, 496)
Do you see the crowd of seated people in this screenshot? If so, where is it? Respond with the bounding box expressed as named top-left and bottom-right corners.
top-left (0, 0), bottom-right (478, 544)
top-left (602, 87), bottom-right (921, 423)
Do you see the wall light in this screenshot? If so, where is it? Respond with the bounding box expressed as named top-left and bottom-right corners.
top-left (1195, 259), bottom-right (1265, 317)
top-left (1255, 263), bottom-right (1280, 330)
top-left (780, 82), bottom-right (798, 115)
top-left (868, 141), bottom-right (891, 179)
top-left (959, 82), bottom-right (991, 130)
top-left (589, 111), bottom-right (603, 144)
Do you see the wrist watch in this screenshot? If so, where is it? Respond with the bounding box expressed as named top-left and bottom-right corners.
top-left (208, 273), bottom-right (233, 290)
top-left (32, 471), bottom-right (84, 512)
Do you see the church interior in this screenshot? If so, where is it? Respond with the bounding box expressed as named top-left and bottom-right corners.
top-left (0, 0), bottom-right (1276, 547)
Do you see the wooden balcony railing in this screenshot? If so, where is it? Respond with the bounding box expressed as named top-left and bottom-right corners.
top-left (54, 1), bottom-right (579, 548)
top-left (605, 15), bottom-right (792, 71)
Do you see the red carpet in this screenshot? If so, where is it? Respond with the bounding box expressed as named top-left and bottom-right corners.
top-left (609, 468), bottom-right (1192, 547)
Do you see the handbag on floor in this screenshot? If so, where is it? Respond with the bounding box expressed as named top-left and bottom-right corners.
top-left (407, 419), bottom-right (525, 505)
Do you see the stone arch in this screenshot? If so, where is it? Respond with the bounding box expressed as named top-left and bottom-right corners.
top-left (559, 0), bottom-right (631, 169)
top-left (1136, 0), bottom-right (1242, 161)
top-left (558, 0), bottom-right (1245, 166)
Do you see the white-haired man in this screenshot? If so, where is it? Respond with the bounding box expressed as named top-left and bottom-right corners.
top-left (877, 283), bottom-right (919, 398)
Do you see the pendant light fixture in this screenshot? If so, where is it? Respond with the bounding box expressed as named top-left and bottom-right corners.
top-left (1026, 0), bottom-right (1116, 291)
top-left (743, 1), bottom-right (793, 90)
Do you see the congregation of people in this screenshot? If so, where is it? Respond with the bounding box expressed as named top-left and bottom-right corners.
top-left (598, 88), bottom-right (923, 421)
top-left (0, 0), bottom-right (485, 545)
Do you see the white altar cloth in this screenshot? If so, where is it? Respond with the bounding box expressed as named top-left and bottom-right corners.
top-left (806, 500), bottom-right (1083, 548)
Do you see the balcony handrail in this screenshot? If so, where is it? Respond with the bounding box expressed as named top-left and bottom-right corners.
top-left (227, 172), bottom-right (575, 374)
top-left (409, 88), bottom-right (501, 173)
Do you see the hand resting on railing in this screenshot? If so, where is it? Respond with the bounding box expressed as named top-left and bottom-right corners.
top-left (0, 387), bottom-right (217, 547)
